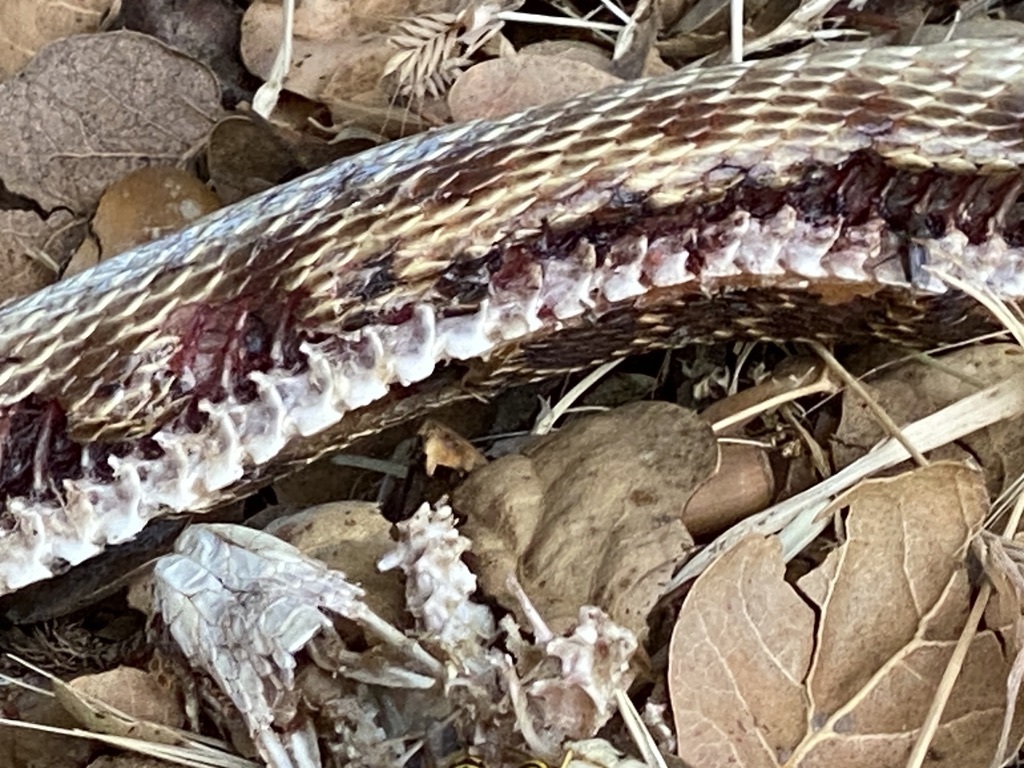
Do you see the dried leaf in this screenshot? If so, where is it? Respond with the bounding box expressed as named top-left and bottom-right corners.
top-left (833, 344), bottom-right (1024, 495)
top-left (0, 208), bottom-right (80, 306)
top-left (0, 0), bottom-right (113, 78)
top-left (448, 54), bottom-right (622, 121)
top-left (456, 401), bottom-right (710, 637)
top-left (323, 95), bottom-right (437, 141)
top-left (63, 236), bottom-right (102, 279)
top-left (207, 114), bottom-right (378, 205)
top-left (92, 167), bottom-right (221, 259)
top-left (682, 442), bottom-right (773, 537)
top-left (669, 462), bottom-right (1021, 768)
top-left (419, 419), bottom-right (487, 475)
top-left (241, 0), bottom-right (454, 104)
top-left (0, 31), bottom-right (221, 212)
top-left (976, 532), bottom-right (1024, 762)
top-left (0, 684), bottom-right (94, 767)
top-left (120, 0), bottom-right (249, 108)
top-left (669, 535), bottom-right (814, 765)
top-left (65, 667), bottom-right (184, 732)
top-left (53, 670), bottom-right (189, 745)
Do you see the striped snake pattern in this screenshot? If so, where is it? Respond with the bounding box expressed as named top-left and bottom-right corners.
top-left (0, 37), bottom-right (1023, 596)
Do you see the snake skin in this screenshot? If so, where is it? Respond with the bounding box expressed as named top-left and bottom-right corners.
top-left (0, 37), bottom-right (1023, 596)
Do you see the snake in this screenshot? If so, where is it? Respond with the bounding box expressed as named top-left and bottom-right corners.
top-left (0, 35), bottom-right (1023, 600)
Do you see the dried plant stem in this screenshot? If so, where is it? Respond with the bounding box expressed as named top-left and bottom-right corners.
top-left (498, 10), bottom-right (621, 32)
top-left (533, 358), bottom-right (622, 435)
top-left (709, 362), bottom-right (836, 434)
top-left (252, 0), bottom-right (294, 117)
top-left (616, 690), bottom-right (668, 768)
top-left (907, 378), bottom-right (1024, 767)
top-left (729, 0), bottom-right (744, 63)
top-left (671, 369), bottom-right (1024, 590)
top-left (808, 340), bottom-right (929, 467)
top-left (904, 584), bottom-right (990, 768)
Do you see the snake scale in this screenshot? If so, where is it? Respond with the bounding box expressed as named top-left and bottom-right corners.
top-left (0, 36), bottom-right (1023, 599)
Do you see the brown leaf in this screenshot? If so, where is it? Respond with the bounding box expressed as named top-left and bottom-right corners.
top-left (833, 344), bottom-right (1024, 496)
top-left (669, 535), bottom-right (815, 765)
top-left (207, 113), bottom-right (379, 205)
top-left (0, 0), bottom-right (113, 78)
top-left (92, 167), bottom-right (221, 259)
top-left (67, 667), bottom-right (184, 730)
top-left (0, 31), bottom-right (221, 212)
top-left (456, 401), bottom-right (712, 637)
top-left (63, 236), bottom-right (102, 279)
top-left (54, 666), bottom-right (191, 746)
top-left (669, 462), bottom-right (1019, 768)
top-left (448, 54), bottom-right (622, 121)
top-left (324, 95), bottom-right (438, 141)
top-left (119, 0), bottom-right (249, 108)
top-left (0, 209), bottom-right (80, 306)
top-left (517, 40), bottom-right (614, 74)
top-left (241, 0), bottom-right (454, 104)
top-left (682, 442), bottom-right (773, 537)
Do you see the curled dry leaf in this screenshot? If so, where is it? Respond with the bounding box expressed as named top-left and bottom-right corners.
top-left (833, 344), bottom-right (1024, 495)
top-left (611, 0), bottom-right (662, 81)
top-left (0, 31), bottom-right (221, 213)
top-left (683, 442), bottom-right (773, 537)
top-left (0, 0), bottom-right (113, 78)
top-left (448, 54), bottom-right (623, 121)
top-left (454, 401), bottom-right (711, 638)
top-left (668, 462), bottom-right (1023, 768)
top-left (92, 167), bottom-right (221, 260)
top-left (419, 419), bottom-right (488, 475)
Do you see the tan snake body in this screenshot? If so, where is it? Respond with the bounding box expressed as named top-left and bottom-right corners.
top-left (0, 37), bottom-right (1023, 597)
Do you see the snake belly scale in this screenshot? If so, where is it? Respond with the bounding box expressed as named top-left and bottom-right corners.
top-left (0, 38), bottom-right (1023, 596)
